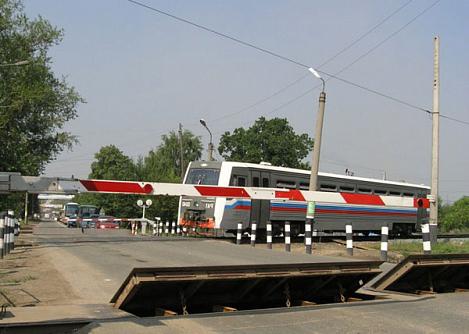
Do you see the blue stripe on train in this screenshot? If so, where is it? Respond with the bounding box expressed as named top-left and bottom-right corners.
top-left (226, 200), bottom-right (416, 214)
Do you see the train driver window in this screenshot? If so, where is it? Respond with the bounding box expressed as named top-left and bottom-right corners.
top-left (252, 177), bottom-right (260, 187)
top-left (237, 176), bottom-right (246, 187)
top-left (262, 178), bottom-right (270, 187)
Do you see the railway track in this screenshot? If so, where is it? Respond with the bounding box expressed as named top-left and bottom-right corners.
top-left (226, 233), bottom-right (469, 244)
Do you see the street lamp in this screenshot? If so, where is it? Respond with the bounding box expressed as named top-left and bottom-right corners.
top-left (305, 67), bottom-right (327, 255)
top-left (137, 199), bottom-right (152, 219)
top-left (200, 118), bottom-right (214, 161)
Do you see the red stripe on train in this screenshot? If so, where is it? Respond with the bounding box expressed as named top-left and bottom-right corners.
top-left (341, 193), bottom-right (385, 206)
top-left (80, 180), bottom-right (153, 194)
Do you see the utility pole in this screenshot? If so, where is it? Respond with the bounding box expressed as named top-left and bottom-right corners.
top-left (308, 87), bottom-right (326, 191)
top-left (306, 68), bottom-right (326, 255)
top-left (179, 123), bottom-right (184, 179)
top-left (429, 36), bottom-right (440, 245)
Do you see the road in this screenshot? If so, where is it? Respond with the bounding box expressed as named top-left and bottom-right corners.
top-left (33, 221), bottom-right (351, 303)
top-left (1, 221), bottom-right (467, 333)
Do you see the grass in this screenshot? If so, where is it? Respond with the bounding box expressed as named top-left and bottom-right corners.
top-left (367, 240), bottom-right (469, 257)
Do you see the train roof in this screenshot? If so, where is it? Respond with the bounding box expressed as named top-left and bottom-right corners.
top-left (190, 161), bottom-right (430, 190)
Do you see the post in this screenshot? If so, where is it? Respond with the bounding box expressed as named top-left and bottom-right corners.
top-left (380, 226), bottom-right (389, 261)
top-left (24, 192), bottom-right (29, 225)
top-left (171, 221), bottom-right (176, 235)
top-left (179, 123), bottom-right (185, 179)
top-left (158, 220), bottom-right (163, 236)
top-left (5, 216), bottom-right (10, 254)
top-left (141, 220), bottom-right (147, 235)
top-left (429, 36), bottom-right (440, 246)
top-left (183, 226), bottom-right (187, 237)
top-left (177, 225), bottom-right (181, 236)
top-left (236, 222), bottom-right (242, 245)
top-left (266, 221), bottom-right (272, 249)
top-left (3, 217), bottom-right (8, 256)
top-left (165, 221), bottom-right (170, 236)
top-left (422, 223), bottom-right (432, 255)
top-left (208, 141), bottom-right (214, 162)
top-left (305, 219), bottom-right (312, 254)
top-left (250, 222), bottom-right (257, 247)
top-left (0, 217), bottom-right (4, 259)
top-left (346, 224), bottom-right (353, 256)
top-left (285, 221), bottom-right (291, 252)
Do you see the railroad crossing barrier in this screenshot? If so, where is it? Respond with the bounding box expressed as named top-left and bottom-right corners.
top-left (380, 226), bottom-right (389, 261)
top-left (421, 223), bottom-right (431, 254)
top-left (346, 224), bottom-right (353, 256)
top-left (284, 221), bottom-right (291, 252)
top-left (111, 261), bottom-right (383, 317)
top-left (236, 223), bottom-right (242, 245)
top-left (250, 222), bottom-right (257, 247)
top-left (372, 254), bottom-right (469, 294)
top-left (266, 221), bottom-right (272, 249)
top-left (305, 220), bottom-right (312, 254)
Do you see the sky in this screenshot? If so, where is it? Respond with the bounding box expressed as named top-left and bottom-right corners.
top-left (23, 0), bottom-right (469, 203)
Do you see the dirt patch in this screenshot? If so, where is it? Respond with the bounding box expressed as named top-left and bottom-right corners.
top-left (0, 240), bottom-right (78, 307)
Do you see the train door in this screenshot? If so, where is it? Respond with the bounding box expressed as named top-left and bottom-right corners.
top-left (250, 170), bottom-right (271, 229)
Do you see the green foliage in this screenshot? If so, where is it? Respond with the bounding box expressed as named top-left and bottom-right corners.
top-left (0, 0), bottom-right (82, 213)
top-left (76, 131), bottom-right (202, 221)
top-left (439, 197), bottom-right (469, 232)
top-left (218, 117), bottom-right (313, 169)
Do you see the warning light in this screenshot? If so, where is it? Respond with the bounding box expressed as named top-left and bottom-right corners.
top-left (417, 199), bottom-right (424, 208)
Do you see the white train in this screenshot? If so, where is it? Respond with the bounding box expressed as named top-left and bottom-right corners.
top-left (178, 161), bottom-right (429, 237)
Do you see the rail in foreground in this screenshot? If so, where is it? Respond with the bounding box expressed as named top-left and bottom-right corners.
top-left (111, 261), bottom-right (383, 317)
top-left (371, 253), bottom-right (469, 294)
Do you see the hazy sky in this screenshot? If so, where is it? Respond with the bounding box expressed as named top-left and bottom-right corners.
top-left (23, 0), bottom-right (468, 202)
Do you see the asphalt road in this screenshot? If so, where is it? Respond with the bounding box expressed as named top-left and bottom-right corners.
top-left (29, 221), bottom-right (469, 333)
top-left (34, 221), bottom-right (355, 303)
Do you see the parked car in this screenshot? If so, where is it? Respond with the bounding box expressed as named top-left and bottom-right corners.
top-left (96, 216), bottom-right (119, 229)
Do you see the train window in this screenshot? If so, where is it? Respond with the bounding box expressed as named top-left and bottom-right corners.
top-left (339, 186), bottom-right (355, 193)
top-left (262, 178), bottom-right (270, 187)
top-left (299, 182), bottom-right (310, 190)
top-left (276, 180), bottom-right (296, 189)
top-left (358, 187), bottom-right (372, 194)
top-left (374, 189), bottom-right (387, 195)
top-left (320, 184), bottom-right (337, 192)
top-left (389, 191), bottom-right (401, 196)
top-left (403, 192), bottom-right (414, 197)
top-left (253, 177), bottom-right (260, 187)
top-left (237, 177), bottom-right (246, 187)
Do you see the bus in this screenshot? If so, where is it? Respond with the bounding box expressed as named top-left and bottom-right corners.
top-left (178, 161), bottom-right (430, 237)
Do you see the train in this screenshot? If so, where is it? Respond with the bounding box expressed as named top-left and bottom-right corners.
top-left (178, 161), bottom-right (430, 237)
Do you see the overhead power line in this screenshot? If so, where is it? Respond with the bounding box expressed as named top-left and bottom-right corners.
top-left (128, 0), bottom-right (468, 127)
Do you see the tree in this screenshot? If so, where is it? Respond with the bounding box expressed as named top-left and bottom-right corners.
top-left (75, 145), bottom-right (140, 218)
top-left (143, 130), bottom-right (203, 181)
top-left (0, 0), bottom-right (83, 175)
top-left (143, 130), bottom-right (202, 221)
top-left (439, 197), bottom-right (469, 232)
top-left (0, 0), bottom-right (82, 213)
top-left (218, 117), bottom-right (313, 169)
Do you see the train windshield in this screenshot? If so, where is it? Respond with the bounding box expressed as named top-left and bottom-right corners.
top-left (185, 168), bottom-right (220, 185)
